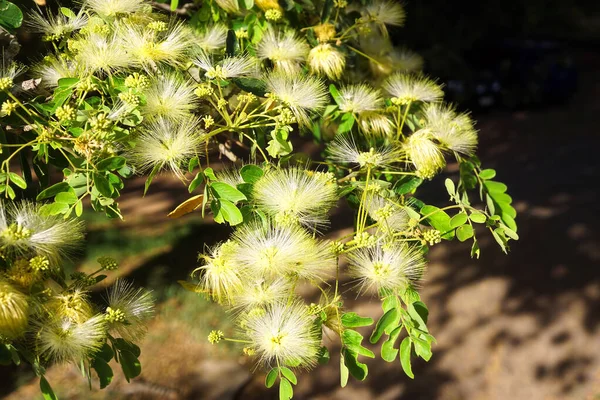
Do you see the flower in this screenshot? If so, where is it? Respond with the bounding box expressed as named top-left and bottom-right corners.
top-left (104, 280), bottom-right (154, 341)
top-left (194, 53), bottom-right (257, 80)
top-left (127, 116), bottom-right (206, 179)
top-left (326, 134), bottom-right (400, 169)
top-left (32, 56), bottom-right (77, 90)
top-left (264, 72), bottom-right (328, 126)
top-left (257, 29), bottom-right (309, 75)
top-left (119, 22), bottom-right (192, 70)
top-left (383, 73), bottom-right (444, 104)
top-left (337, 84), bottom-right (383, 114)
top-left (215, 166), bottom-right (245, 188)
top-left (195, 240), bottom-right (244, 304)
top-left (232, 278), bottom-right (291, 311)
top-left (252, 166), bottom-right (338, 229)
top-left (87, 0), bottom-right (147, 17)
top-left (75, 33), bottom-right (134, 75)
top-left (403, 129), bottom-right (446, 179)
top-left (0, 279), bottom-right (29, 339)
top-left (46, 290), bottom-right (94, 323)
top-left (0, 201), bottom-right (84, 263)
top-left (358, 112), bottom-right (395, 137)
top-left (232, 221), bottom-right (334, 282)
top-left (142, 73), bottom-right (199, 121)
top-left (308, 44), bottom-right (345, 80)
top-left (26, 8), bottom-right (88, 41)
top-left (364, 0), bottom-right (406, 35)
top-left (243, 302), bottom-right (320, 368)
top-left (215, 0), bottom-right (240, 13)
top-left (193, 25), bottom-right (228, 53)
top-left (0, 59), bottom-right (25, 92)
top-left (347, 243), bottom-right (425, 293)
top-left (37, 314), bottom-right (106, 363)
top-left (422, 103), bottom-right (478, 155)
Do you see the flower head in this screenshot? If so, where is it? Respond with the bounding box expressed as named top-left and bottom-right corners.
top-left (26, 8), bottom-right (88, 41)
top-left (367, 196), bottom-right (410, 232)
top-left (364, 0), bottom-right (406, 35)
top-left (403, 129), bottom-right (446, 179)
top-left (142, 73), bottom-right (198, 121)
top-left (358, 111), bottom-right (395, 137)
top-left (347, 243), bottom-right (425, 293)
top-left (253, 167), bottom-right (338, 229)
top-left (104, 280), bottom-right (154, 341)
top-left (0, 59), bottom-right (25, 92)
top-left (232, 221), bottom-right (334, 282)
top-left (308, 44), bottom-right (345, 80)
top-left (422, 103), bottom-right (478, 155)
top-left (0, 279), bottom-right (29, 339)
top-left (195, 240), bottom-right (244, 304)
top-left (327, 134), bottom-right (399, 169)
top-left (337, 84), bottom-right (383, 114)
top-left (265, 72), bottom-right (328, 126)
top-left (75, 33), bottom-right (134, 75)
top-left (257, 29), bottom-right (309, 75)
top-left (194, 53), bottom-right (257, 80)
top-left (243, 302), bottom-right (320, 368)
top-left (37, 314), bottom-right (106, 363)
top-left (33, 56), bottom-right (77, 90)
top-left (128, 116), bottom-right (206, 179)
top-left (193, 25), bottom-right (228, 53)
top-left (215, 0), bottom-right (240, 13)
top-left (383, 73), bottom-right (444, 104)
top-left (233, 278), bottom-right (291, 311)
top-left (87, 0), bottom-right (147, 17)
top-left (0, 201), bottom-right (84, 263)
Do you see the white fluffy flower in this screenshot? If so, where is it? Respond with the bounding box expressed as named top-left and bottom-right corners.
top-left (253, 167), bottom-right (338, 229)
top-left (75, 33), bottom-right (134, 75)
top-left (327, 134), bottom-right (400, 169)
top-left (265, 72), bottom-right (328, 126)
top-left (257, 29), bottom-right (309, 75)
top-left (196, 240), bottom-right (245, 304)
top-left (26, 8), bottom-right (88, 40)
top-left (87, 0), bottom-right (147, 17)
top-left (142, 73), bottom-right (199, 121)
top-left (308, 44), bottom-right (346, 80)
top-left (347, 243), bottom-right (425, 293)
top-left (194, 53), bottom-right (257, 80)
top-left (193, 25), bottom-right (228, 53)
top-left (404, 129), bottom-right (446, 179)
top-left (367, 196), bottom-right (410, 232)
top-left (383, 73), bottom-right (444, 103)
top-left (244, 302), bottom-right (320, 368)
top-left (32, 56), bottom-right (78, 89)
top-left (128, 116), bottom-right (206, 179)
top-left (422, 103), bottom-right (478, 155)
top-left (0, 201), bottom-right (84, 263)
top-left (337, 84), bottom-right (383, 114)
top-left (0, 279), bottom-right (29, 339)
top-left (104, 280), bottom-right (154, 341)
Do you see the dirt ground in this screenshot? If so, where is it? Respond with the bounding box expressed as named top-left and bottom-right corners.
top-left (2, 52), bottom-right (600, 400)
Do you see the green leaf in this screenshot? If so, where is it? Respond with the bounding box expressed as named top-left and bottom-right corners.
top-left (341, 312), bottom-right (374, 328)
top-left (340, 352), bottom-right (349, 387)
top-left (94, 173), bottom-right (114, 197)
top-left (399, 337), bottom-right (414, 379)
top-left (317, 346), bottom-right (330, 364)
top-left (456, 225), bottom-right (474, 242)
top-left (280, 367), bottom-right (297, 385)
top-left (0, 1), bottom-right (23, 30)
top-left (450, 212), bottom-right (468, 228)
top-left (92, 357), bottom-right (114, 389)
top-left (59, 7), bottom-right (76, 18)
top-left (321, 0), bottom-right (334, 22)
top-left (8, 172), bottom-right (26, 189)
top-left (394, 177), bottom-right (423, 195)
top-left (96, 156), bottom-right (126, 171)
top-left (381, 325), bottom-right (402, 362)
top-left (408, 301), bottom-right (429, 328)
top-left (479, 169), bottom-right (496, 180)
top-left (97, 343), bottom-right (114, 363)
top-left (40, 376), bottom-right (58, 400)
top-left (240, 165), bottom-right (263, 184)
top-left (444, 178), bottom-right (455, 196)
top-left (37, 181), bottom-right (70, 200)
top-left (337, 113), bottom-right (355, 134)
top-left (119, 350), bottom-right (141, 382)
top-left (113, 338), bottom-right (141, 357)
top-left (469, 211), bottom-right (487, 223)
top-left (188, 156), bottom-right (200, 173)
top-left (204, 167), bottom-right (217, 181)
top-left (491, 228), bottom-right (508, 254)
top-left (170, 0), bottom-right (179, 11)
top-left (188, 172), bottom-right (204, 193)
top-left (329, 84), bottom-right (343, 106)
top-left (212, 199), bottom-right (244, 225)
top-left (279, 378), bottom-right (293, 400)
top-left (342, 348), bottom-right (368, 381)
top-left (485, 194), bottom-right (495, 215)
top-left (412, 337), bottom-right (432, 361)
top-left (342, 329), bottom-right (375, 358)
top-left (497, 201), bottom-right (517, 219)
top-left (370, 308), bottom-right (399, 344)
top-left (55, 191), bottom-right (78, 205)
top-left (211, 182), bottom-right (247, 203)
top-left (38, 202), bottom-right (69, 216)
top-left (484, 180), bottom-right (507, 194)
top-left (265, 368), bottom-right (278, 388)
top-left (232, 78), bottom-right (267, 97)
top-left (144, 164), bottom-right (161, 196)
top-left (226, 29), bottom-right (238, 56)
top-left (502, 224), bottom-right (519, 240)
top-left (420, 205), bottom-right (454, 239)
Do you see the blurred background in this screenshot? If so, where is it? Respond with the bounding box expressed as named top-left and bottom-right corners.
top-left (2, 0), bottom-right (600, 398)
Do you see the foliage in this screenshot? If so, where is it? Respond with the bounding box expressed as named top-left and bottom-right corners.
top-left (0, 0), bottom-right (518, 398)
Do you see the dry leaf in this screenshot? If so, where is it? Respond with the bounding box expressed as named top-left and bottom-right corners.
top-left (167, 194), bottom-right (204, 218)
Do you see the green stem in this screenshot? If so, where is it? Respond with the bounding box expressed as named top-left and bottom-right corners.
top-left (396, 101), bottom-right (412, 140)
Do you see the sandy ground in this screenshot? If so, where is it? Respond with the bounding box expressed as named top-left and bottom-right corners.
top-left (2, 53), bottom-right (600, 400)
